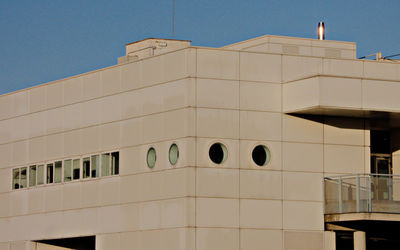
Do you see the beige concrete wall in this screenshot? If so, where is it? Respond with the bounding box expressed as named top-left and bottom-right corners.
top-left (194, 48), bottom-right (366, 250)
top-left (194, 47), bottom-right (371, 250)
top-left (96, 229), bottom-right (195, 250)
top-left (282, 57), bottom-right (400, 115)
top-left (0, 37), bottom-right (382, 249)
top-left (0, 47), bottom-right (197, 248)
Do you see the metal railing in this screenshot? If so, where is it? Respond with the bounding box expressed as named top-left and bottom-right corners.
top-left (324, 174), bottom-right (400, 214)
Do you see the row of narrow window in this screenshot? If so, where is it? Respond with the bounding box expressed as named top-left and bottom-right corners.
top-left (12, 151), bottom-right (119, 190)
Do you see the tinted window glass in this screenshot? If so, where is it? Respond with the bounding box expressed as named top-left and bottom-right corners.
top-left (47, 164), bottom-right (54, 184)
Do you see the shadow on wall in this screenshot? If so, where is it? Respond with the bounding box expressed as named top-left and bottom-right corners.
top-left (36, 236), bottom-right (95, 250)
top-left (294, 113), bottom-right (400, 163)
top-left (293, 114), bottom-right (365, 130)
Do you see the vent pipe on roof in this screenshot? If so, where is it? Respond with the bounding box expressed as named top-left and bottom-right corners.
top-left (318, 22), bottom-right (325, 40)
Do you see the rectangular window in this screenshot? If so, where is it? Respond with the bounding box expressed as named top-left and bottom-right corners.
top-left (29, 165), bottom-right (36, 187)
top-left (54, 161), bottom-right (62, 183)
top-left (12, 168), bottom-right (20, 190)
top-left (73, 159), bottom-right (80, 180)
top-left (83, 157), bottom-right (90, 179)
top-left (47, 163), bottom-right (54, 184)
top-left (64, 160), bottom-right (72, 182)
top-left (91, 155), bottom-right (99, 178)
top-left (37, 165), bottom-right (44, 185)
top-left (101, 153), bottom-right (110, 177)
top-left (111, 152), bottom-right (119, 175)
top-left (20, 167), bottom-right (27, 188)
top-left (12, 151), bottom-right (120, 190)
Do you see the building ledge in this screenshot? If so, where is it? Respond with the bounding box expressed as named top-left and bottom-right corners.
top-left (325, 212), bottom-right (400, 223)
top-left (283, 75), bottom-right (400, 118)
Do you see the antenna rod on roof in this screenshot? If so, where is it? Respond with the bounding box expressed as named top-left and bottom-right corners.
top-left (172, 0), bottom-right (175, 39)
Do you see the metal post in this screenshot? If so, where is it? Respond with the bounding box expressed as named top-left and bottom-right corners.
top-left (388, 177), bottom-right (393, 201)
top-left (338, 177), bottom-right (343, 213)
top-left (368, 175), bottom-right (372, 212)
top-left (356, 175), bottom-right (360, 212)
top-left (323, 179), bottom-right (326, 214)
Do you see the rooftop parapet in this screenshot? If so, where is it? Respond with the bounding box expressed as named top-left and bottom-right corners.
top-left (223, 35), bottom-right (356, 59)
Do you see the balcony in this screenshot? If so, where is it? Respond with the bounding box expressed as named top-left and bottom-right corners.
top-left (324, 174), bottom-right (400, 250)
top-left (324, 174), bottom-right (400, 215)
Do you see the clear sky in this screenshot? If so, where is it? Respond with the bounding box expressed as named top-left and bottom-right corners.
top-left (1, 0), bottom-right (400, 94)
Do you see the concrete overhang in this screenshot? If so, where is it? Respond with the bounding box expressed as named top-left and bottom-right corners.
top-left (325, 213), bottom-right (400, 234)
top-left (283, 75), bottom-right (400, 119)
top-left (325, 213), bottom-right (400, 223)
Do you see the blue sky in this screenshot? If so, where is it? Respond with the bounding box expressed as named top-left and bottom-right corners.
top-left (1, 0), bottom-right (400, 94)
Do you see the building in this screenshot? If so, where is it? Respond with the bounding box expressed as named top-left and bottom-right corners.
top-left (0, 34), bottom-right (399, 250)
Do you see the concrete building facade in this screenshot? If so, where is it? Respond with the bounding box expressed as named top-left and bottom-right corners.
top-left (0, 34), bottom-right (400, 250)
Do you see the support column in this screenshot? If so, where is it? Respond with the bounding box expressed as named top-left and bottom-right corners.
top-left (0, 242), bottom-right (10, 250)
top-left (9, 241), bottom-right (36, 250)
top-left (354, 231), bottom-right (366, 250)
top-left (324, 231), bottom-right (336, 250)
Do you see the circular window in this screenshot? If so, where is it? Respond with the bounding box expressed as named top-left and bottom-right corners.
top-left (169, 143), bottom-right (179, 165)
top-left (147, 147), bottom-right (156, 168)
top-left (209, 143), bottom-right (228, 164)
top-left (252, 145), bottom-right (271, 166)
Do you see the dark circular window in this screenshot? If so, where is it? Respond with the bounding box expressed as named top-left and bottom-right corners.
top-left (209, 143), bottom-right (228, 164)
top-left (252, 145), bottom-right (271, 166)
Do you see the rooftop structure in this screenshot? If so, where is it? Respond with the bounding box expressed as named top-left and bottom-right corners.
top-left (1, 34), bottom-right (400, 250)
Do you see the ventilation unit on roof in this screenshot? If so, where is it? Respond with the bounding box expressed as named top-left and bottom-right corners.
top-left (117, 38), bottom-right (191, 64)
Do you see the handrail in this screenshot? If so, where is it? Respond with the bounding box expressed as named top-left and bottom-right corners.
top-left (326, 180), bottom-right (369, 192)
top-left (325, 173), bottom-right (400, 180)
top-left (324, 173), bottom-right (400, 214)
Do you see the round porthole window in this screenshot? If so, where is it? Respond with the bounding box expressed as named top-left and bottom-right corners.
top-left (252, 145), bottom-right (271, 167)
top-left (147, 147), bottom-right (156, 168)
top-left (209, 143), bottom-right (228, 164)
top-left (169, 143), bottom-right (179, 165)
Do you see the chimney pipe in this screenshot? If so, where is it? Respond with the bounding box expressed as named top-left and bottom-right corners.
top-left (318, 22), bottom-right (325, 40)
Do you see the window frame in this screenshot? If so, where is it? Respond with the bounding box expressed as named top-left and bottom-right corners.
top-left (101, 152), bottom-right (111, 177)
top-left (20, 167), bottom-right (27, 189)
top-left (82, 155), bottom-right (91, 179)
top-left (91, 154), bottom-right (100, 178)
top-left (54, 160), bottom-right (63, 183)
top-left (111, 151), bottom-right (119, 175)
top-left (46, 162), bottom-right (54, 184)
top-left (63, 159), bottom-right (73, 183)
top-left (146, 147), bottom-right (157, 169)
top-left (208, 142), bottom-right (228, 165)
top-left (36, 164), bottom-right (45, 186)
top-left (11, 151), bottom-right (119, 191)
top-left (251, 144), bottom-right (272, 167)
top-left (72, 158), bottom-right (81, 181)
top-left (168, 143), bottom-right (179, 166)
top-left (12, 166), bottom-right (29, 190)
top-left (29, 165), bottom-right (37, 187)
top-left (12, 168), bottom-right (21, 190)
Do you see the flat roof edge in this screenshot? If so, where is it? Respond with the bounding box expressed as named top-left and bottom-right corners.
top-left (125, 38), bottom-right (191, 46)
top-left (222, 34), bottom-right (356, 49)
